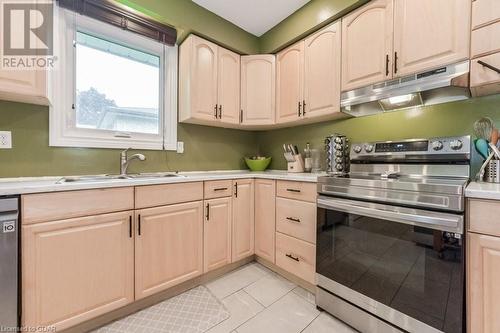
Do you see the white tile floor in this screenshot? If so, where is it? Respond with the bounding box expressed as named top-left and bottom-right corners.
top-left (96, 262), bottom-right (358, 333)
top-left (203, 262), bottom-right (357, 333)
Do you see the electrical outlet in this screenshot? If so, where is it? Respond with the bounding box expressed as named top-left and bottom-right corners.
top-left (177, 141), bottom-right (184, 154)
top-left (0, 131), bottom-right (12, 149)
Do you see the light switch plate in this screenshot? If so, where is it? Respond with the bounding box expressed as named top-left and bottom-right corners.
top-left (0, 131), bottom-right (12, 149)
top-left (177, 141), bottom-right (184, 154)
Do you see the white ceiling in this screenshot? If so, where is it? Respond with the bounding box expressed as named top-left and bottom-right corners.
top-left (192, 0), bottom-right (311, 37)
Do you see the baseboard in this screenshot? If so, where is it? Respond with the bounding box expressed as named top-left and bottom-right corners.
top-left (63, 256), bottom-right (254, 333)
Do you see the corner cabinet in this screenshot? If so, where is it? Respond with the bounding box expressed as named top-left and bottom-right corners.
top-left (393, 0), bottom-right (471, 76)
top-left (241, 55), bottom-right (276, 126)
top-left (232, 179), bottom-right (255, 262)
top-left (204, 197), bottom-right (232, 272)
top-left (22, 211), bottom-right (135, 331)
top-left (134, 201), bottom-right (204, 300)
top-left (276, 21), bottom-right (343, 126)
top-left (179, 35), bottom-right (240, 128)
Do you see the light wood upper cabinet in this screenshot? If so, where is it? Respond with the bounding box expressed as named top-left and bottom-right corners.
top-left (276, 41), bottom-right (305, 124)
top-left (468, 232), bottom-right (500, 333)
top-left (0, 69), bottom-right (49, 105)
top-left (135, 201), bottom-right (203, 300)
top-left (254, 179), bottom-right (276, 263)
top-left (22, 211), bottom-right (134, 331)
top-left (179, 35), bottom-right (219, 122)
top-left (218, 48), bottom-right (240, 124)
top-left (341, 0), bottom-right (394, 91)
top-left (393, 0), bottom-right (471, 77)
top-left (204, 197), bottom-right (232, 272)
top-left (232, 179), bottom-right (255, 262)
top-left (241, 55), bottom-right (276, 126)
top-left (304, 21), bottom-right (342, 119)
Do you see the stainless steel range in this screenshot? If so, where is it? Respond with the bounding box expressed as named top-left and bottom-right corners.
top-left (316, 136), bottom-right (470, 333)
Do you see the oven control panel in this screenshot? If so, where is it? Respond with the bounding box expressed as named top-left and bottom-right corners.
top-left (351, 136), bottom-right (471, 160)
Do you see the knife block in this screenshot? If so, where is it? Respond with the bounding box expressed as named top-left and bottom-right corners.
top-left (287, 154), bottom-right (305, 173)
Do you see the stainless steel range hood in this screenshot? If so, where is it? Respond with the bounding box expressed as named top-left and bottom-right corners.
top-left (341, 61), bottom-right (470, 117)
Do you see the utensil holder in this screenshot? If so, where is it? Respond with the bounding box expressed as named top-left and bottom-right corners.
top-left (287, 154), bottom-right (305, 173)
top-left (485, 160), bottom-right (500, 183)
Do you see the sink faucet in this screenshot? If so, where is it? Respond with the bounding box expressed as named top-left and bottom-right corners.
top-left (120, 148), bottom-right (146, 176)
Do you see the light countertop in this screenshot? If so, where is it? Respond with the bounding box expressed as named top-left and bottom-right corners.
top-left (0, 170), bottom-right (323, 196)
top-left (466, 181), bottom-right (500, 201)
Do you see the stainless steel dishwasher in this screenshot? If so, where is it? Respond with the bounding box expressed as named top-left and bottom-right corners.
top-left (0, 197), bottom-right (19, 330)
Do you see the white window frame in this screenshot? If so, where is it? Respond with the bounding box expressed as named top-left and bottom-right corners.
top-left (49, 7), bottom-right (177, 150)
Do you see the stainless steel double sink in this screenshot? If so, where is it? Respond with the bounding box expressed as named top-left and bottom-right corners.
top-left (56, 172), bottom-right (184, 184)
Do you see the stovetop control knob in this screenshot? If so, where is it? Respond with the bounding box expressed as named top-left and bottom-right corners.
top-left (364, 144), bottom-right (374, 153)
top-left (432, 140), bottom-right (444, 151)
top-left (353, 145), bottom-right (362, 153)
top-left (449, 139), bottom-right (463, 150)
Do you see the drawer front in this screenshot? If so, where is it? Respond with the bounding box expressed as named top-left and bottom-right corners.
top-left (22, 187), bottom-right (134, 224)
top-left (276, 197), bottom-right (316, 244)
top-left (468, 198), bottom-right (500, 236)
top-left (471, 22), bottom-right (500, 58)
top-left (275, 232), bottom-right (315, 284)
top-left (472, 0), bottom-right (500, 30)
top-left (276, 180), bottom-right (317, 203)
top-left (471, 53), bottom-right (500, 87)
top-left (135, 182), bottom-right (203, 209)
top-left (204, 180), bottom-right (233, 199)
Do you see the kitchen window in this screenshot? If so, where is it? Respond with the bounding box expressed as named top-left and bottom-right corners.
top-left (50, 7), bottom-right (177, 150)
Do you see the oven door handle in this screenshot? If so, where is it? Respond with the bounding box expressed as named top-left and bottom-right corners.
top-left (317, 196), bottom-right (463, 233)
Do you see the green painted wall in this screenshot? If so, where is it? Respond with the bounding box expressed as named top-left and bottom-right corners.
top-left (0, 101), bottom-right (258, 177)
top-left (118, 0), bottom-right (260, 54)
top-left (257, 95), bottom-right (500, 170)
top-left (259, 0), bottom-right (367, 53)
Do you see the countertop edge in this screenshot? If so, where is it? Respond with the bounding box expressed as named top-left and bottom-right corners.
top-left (465, 181), bottom-right (500, 201)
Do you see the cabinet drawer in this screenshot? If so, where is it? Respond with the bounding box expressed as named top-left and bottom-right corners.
top-left (22, 187), bottom-right (134, 224)
top-left (275, 232), bottom-right (315, 284)
top-left (276, 198), bottom-right (316, 244)
top-left (204, 180), bottom-right (233, 199)
top-left (276, 180), bottom-right (317, 203)
top-left (471, 22), bottom-right (500, 58)
top-left (471, 53), bottom-right (500, 87)
top-left (472, 0), bottom-right (500, 30)
top-left (468, 199), bottom-right (500, 236)
top-left (135, 182), bottom-right (203, 209)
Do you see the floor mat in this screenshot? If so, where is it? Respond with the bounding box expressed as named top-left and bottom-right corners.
top-left (94, 286), bottom-right (230, 333)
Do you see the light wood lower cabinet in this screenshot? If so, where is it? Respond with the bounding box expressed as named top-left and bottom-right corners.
top-left (232, 179), bottom-right (255, 262)
top-left (468, 232), bottom-right (500, 333)
top-left (254, 179), bottom-right (276, 263)
top-left (204, 197), bottom-right (232, 272)
top-left (275, 232), bottom-right (316, 285)
top-left (22, 211), bottom-right (135, 331)
top-left (134, 201), bottom-right (204, 299)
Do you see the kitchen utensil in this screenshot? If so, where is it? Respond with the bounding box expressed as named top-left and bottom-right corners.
top-left (489, 142), bottom-right (500, 160)
top-left (475, 139), bottom-right (490, 159)
top-left (491, 128), bottom-right (499, 146)
top-left (244, 157), bottom-right (272, 171)
top-left (473, 117), bottom-right (494, 140)
top-left (476, 151), bottom-right (495, 181)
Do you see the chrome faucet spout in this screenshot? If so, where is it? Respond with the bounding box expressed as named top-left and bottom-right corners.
top-left (120, 148), bottom-right (146, 175)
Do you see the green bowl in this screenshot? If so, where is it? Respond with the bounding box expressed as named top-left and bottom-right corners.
top-left (244, 157), bottom-right (272, 171)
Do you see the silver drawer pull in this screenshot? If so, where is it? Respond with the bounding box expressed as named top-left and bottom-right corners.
top-left (286, 253), bottom-right (300, 262)
top-left (213, 187), bottom-right (228, 191)
top-left (286, 188), bottom-right (301, 193)
top-left (286, 217), bottom-right (301, 223)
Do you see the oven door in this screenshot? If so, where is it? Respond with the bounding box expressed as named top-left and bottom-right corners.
top-left (316, 195), bottom-right (464, 333)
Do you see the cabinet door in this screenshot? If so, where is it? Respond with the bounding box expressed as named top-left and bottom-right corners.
top-left (468, 232), bottom-right (500, 333)
top-left (0, 69), bottom-right (48, 105)
top-left (241, 55), bottom-right (276, 126)
top-left (204, 197), bottom-right (232, 272)
top-left (181, 35), bottom-right (218, 122)
top-left (22, 211), bottom-right (134, 331)
top-left (276, 41), bottom-right (304, 124)
top-left (232, 179), bottom-right (255, 262)
top-left (341, 0), bottom-right (394, 91)
top-left (254, 179), bottom-right (276, 263)
top-left (304, 21), bottom-right (341, 119)
top-left (218, 47), bottom-right (240, 124)
top-left (135, 201), bottom-right (203, 299)
top-left (393, 0), bottom-right (470, 76)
